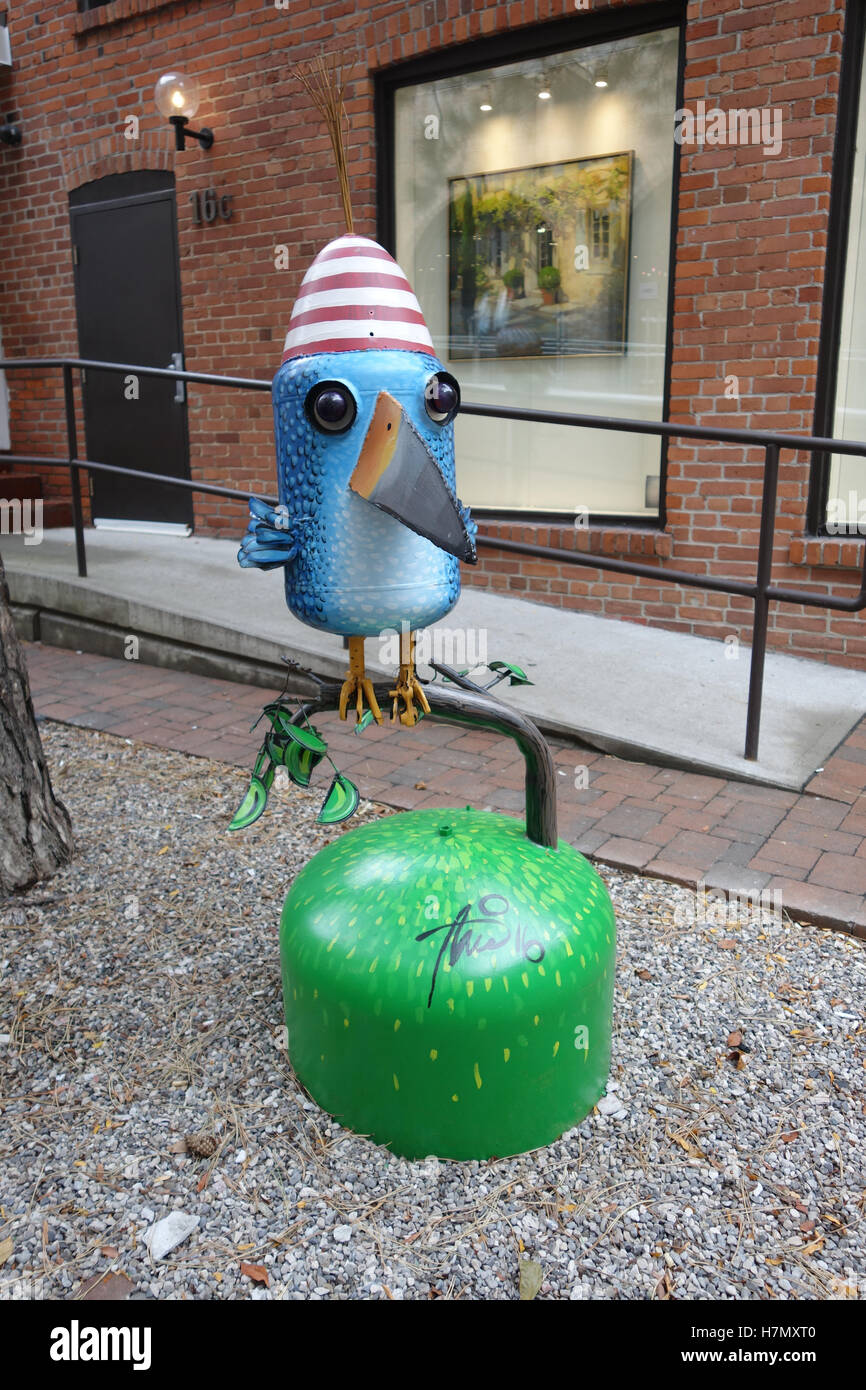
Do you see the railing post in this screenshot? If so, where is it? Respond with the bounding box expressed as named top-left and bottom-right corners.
top-left (62, 363), bottom-right (87, 578)
top-left (744, 442), bottom-right (780, 761)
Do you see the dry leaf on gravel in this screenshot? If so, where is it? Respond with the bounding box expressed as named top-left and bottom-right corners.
top-left (518, 1259), bottom-right (542, 1301)
top-left (78, 1272), bottom-right (136, 1301)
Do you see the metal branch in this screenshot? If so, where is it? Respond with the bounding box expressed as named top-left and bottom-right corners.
top-left (292, 678), bottom-right (558, 850)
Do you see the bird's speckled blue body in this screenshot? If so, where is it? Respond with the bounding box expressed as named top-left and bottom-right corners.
top-left (272, 348), bottom-right (462, 637)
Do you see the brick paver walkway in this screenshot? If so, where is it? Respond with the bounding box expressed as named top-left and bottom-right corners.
top-left (22, 642), bottom-right (866, 935)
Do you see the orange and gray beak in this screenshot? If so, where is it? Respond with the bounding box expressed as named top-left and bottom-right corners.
top-left (349, 392), bottom-right (476, 564)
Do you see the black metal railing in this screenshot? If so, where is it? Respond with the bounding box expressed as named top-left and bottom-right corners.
top-left (2, 354), bottom-right (866, 765)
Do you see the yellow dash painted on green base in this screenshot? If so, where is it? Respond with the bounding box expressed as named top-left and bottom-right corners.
top-left (484, 978), bottom-right (492, 992)
top-left (393, 1074), bottom-right (399, 1091)
top-left (451, 1093), bottom-right (459, 1103)
top-left (502, 977), bottom-right (509, 993)
top-left (326, 935), bottom-right (339, 953)
top-left (521, 971), bottom-right (530, 989)
top-left (447, 998), bottom-right (455, 1013)
top-left (313, 988), bottom-right (318, 999)
top-left (474, 1062), bottom-right (482, 1089)
top-left (537, 964), bottom-right (546, 977)
top-left (393, 953), bottom-right (401, 971)
top-left (503, 1048), bottom-right (511, 1063)
top-left (368, 957), bottom-right (378, 973)
top-left (430, 1049), bottom-right (438, 1061)
top-left (580, 954), bottom-right (586, 968)
top-left (343, 1017), bottom-right (349, 1028)
top-left (394, 1019), bottom-right (401, 1032)
top-left (533, 1014), bottom-right (540, 1026)
top-left (346, 946), bottom-right (356, 959)
top-left (564, 941), bottom-right (573, 957)
top-left (466, 981), bottom-right (474, 998)
top-left (555, 971), bottom-right (562, 988)
top-left (553, 1040), bottom-right (560, 1057)
top-left (416, 961), bottom-right (424, 977)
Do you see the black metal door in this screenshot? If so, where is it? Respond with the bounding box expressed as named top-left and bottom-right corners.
top-left (70, 172), bottom-right (192, 526)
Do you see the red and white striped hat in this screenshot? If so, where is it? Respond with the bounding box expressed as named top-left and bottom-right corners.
top-left (281, 233), bottom-right (434, 362)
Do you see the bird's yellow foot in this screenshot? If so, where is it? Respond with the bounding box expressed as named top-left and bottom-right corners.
top-left (389, 631), bottom-right (430, 727)
top-left (339, 636), bottom-right (383, 725)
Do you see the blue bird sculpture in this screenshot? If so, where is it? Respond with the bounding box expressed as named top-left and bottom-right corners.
top-left (240, 233), bottom-right (477, 726)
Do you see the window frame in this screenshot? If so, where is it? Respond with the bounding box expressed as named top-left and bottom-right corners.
top-left (374, 0), bottom-right (686, 528)
top-left (810, 0), bottom-right (866, 536)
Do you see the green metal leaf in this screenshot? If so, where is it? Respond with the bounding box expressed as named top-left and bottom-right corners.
top-left (265, 732), bottom-right (288, 766)
top-left (354, 710), bottom-right (376, 735)
top-left (317, 773), bottom-right (360, 826)
top-left (228, 772), bottom-right (271, 831)
top-left (489, 660), bottom-right (533, 687)
top-left (285, 738), bottom-right (324, 788)
top-left (265, 706), bottom-right (327, 754)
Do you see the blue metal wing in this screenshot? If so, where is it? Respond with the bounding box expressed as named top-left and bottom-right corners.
top-left (237, 496), bottom-right (309, 571)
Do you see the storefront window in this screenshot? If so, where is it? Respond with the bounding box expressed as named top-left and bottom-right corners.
top-left (828, 37), bottom-right (866, 533)
top-left (393, 26), bottom-right (680, 518)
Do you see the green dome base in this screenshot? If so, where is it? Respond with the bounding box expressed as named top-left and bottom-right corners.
top-left (280, 808), bottom-right (616, 1160)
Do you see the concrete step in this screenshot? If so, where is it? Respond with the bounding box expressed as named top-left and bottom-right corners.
top-left (4, 526), bottom-right (866, 791)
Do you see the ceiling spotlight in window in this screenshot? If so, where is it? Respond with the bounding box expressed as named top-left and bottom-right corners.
top-left (595, 78), bottom-right (609, 89)
top-left (538, 88), bottom-right (551, 100)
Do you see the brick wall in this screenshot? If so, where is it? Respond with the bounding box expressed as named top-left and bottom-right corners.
top-left (1, 0), bottom-right (864, 667)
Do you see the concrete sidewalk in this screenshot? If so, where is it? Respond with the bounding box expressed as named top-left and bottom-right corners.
top-left (6, 526), bottom-right (866, 791)
top-left (22, 641), bottom-right (866, 936)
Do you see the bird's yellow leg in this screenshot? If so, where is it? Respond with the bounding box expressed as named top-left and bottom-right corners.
top-left (389, 629), bottom-right (431, 727)
top-left (339, 636), bottom-right (383, 725)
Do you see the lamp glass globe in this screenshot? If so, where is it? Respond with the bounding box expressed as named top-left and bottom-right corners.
top-left (155, 72), bottom-right (201, 120)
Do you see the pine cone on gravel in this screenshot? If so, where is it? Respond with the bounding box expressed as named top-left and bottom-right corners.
top-left (185, 1133), bottom-right (217, 1158)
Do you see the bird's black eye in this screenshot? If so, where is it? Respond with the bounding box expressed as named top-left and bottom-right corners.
top-left (306, 381), bottom-right (357, 434)
top-left (425, 371), bottom-right (460, 425)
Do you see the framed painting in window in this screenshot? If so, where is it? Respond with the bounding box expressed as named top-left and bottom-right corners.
top-left (447, 151), bottom-right (633, 361)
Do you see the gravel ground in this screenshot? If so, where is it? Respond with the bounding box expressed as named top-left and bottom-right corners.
top-left (0, 721), bottom-right (864, 1301)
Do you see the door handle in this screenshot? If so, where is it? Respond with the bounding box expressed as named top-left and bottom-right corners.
top-left (167, 351), bottom-right (185, 404)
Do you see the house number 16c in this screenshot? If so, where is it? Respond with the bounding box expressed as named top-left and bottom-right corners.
top-left (189, 189), bottom-right (233, 225)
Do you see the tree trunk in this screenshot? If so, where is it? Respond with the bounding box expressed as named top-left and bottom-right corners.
top-left (0, 553), bottom-right (74, 892)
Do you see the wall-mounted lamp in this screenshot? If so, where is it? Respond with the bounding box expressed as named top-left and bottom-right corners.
top-left (155, 72), bottom-right (214, 151)
top-left (0, 112), bottom-right (22, 147)
top-left (595, 79), bottom-right (609, 89)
